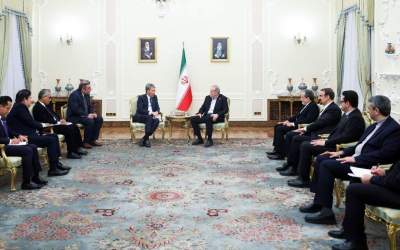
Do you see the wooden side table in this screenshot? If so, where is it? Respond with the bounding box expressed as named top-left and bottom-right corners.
top-left (165, 115), bottom-right (192, 142)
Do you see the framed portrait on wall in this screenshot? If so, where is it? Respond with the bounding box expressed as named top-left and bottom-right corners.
top-left (138, 37), bottom-right (157, 63)
top-left (211, 37), bottom-right (229, 62)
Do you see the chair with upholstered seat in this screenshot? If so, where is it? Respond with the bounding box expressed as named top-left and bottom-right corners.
top-left (199, 97), bottom-right (231, 140)
top-left (129, 96), bottom-right (166, 142)
top-left (0, 144), bottom-right (21, 191)
top-left (366, 205), bottom-right (400, 250)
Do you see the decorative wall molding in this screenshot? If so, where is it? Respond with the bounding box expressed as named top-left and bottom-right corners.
top-left (378, 73), bottom-right (400, 81)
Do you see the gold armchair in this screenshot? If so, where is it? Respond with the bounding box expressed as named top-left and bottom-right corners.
top-left (129, 96), bottom-right (166, 142)
top-left (0, 144), bottom-right (21, 191)
top-left (199, 97), bottom-right (231, 140)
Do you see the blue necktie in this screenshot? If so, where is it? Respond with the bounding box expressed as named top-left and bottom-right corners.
top-left (1, 120), bottom-right (9, 138)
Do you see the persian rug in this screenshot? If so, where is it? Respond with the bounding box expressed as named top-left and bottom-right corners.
top-left (0, 139), bottom-right (394, 250)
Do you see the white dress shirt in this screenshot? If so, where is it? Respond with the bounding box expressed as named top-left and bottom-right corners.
top-left (208, 97), bottom-right (217, 114)
top-left (353, 118), bottom-right (387, 157)
top-left (147, 95), bottom-right (153, 115)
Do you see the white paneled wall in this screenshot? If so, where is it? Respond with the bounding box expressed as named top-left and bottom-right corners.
top-left (31, 0), bottom-right (336, 121)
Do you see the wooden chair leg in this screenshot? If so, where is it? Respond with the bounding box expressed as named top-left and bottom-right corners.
top-left (162, 128), bottom-right (165, 140)
top-left (387, 223), bottom-right (399, 250)
top-left (334, 180), bottom-right (342, 208)
top-left (9, 167), bottom-right (17, 191)
top-left (221, 130), bottom-right (224, 139)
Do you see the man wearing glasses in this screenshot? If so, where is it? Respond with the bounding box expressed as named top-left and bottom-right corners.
top-left (33, 89), bottom-right (86, 159)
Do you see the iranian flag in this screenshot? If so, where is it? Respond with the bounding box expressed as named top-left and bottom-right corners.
top-left (176, 47), bottom-right (192, 111)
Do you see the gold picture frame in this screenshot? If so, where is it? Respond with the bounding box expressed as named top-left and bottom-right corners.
top-left (211, 37), bottom-right (229, 62)
top-left (138, 37), bottom-right (157, 63)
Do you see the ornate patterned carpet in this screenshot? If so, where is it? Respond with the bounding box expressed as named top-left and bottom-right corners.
top-left (0, 139), bottom-right (393, 250)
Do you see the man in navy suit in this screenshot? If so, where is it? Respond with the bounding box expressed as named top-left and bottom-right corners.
top-left (33, 89), bottom-right (86, 159)
top-left (277, 88), bottom-right (342, 175)
top-left (0, 96), bottom-right (47, 190)
top-left (6, 90), bottom-right (70, 177)
top-left (267, 89), bottom-right (319, 160)
top-left (67, 80), bottom-right (103, 148)
top-left (191, 85), bottom-right (229, 147)
top-left (329, 162), bottom-right (400, 250)
top-left (299, 95), bottom-right (400, 225)
top-left (132, 83), bottom-right (160, 148)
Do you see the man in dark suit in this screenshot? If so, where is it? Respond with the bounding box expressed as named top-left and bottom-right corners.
top-left (132, 83), bottom-right (161, 148)
top-left (299, 95), bottom-right (400, 225)
top-left (6, 90), bottom-right (69, 177)
top-left (67, 80), bottom-right (103, 148)
top-left (191, 85), bottom-right (229, 147)
top-left (267, 89), bottom-right (319, 160)
top-left (328, 163), bottom-right (400, 250)
top-left (33, 89), bottom-right (87, 159)
top-left (278, 88), bottom-right (342, 175)
top-left (0, 96), bottom-right (47, 190)
top-left (287, 91), bottom-right (365, 188)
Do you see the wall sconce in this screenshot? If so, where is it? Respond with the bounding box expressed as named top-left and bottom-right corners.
top-left (155, 0), bottom-right (170, 18)
top-left (294, 33), bottom-right (306, 45)
top-left (59, 34), bottom-right (73, 46)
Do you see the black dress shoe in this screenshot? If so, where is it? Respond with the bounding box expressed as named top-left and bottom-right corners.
top-left (48, 169), bottom-right (69, 177)
top-left (299, 203), bottom-right (322, 213)
top-left (76, 148), bottom-right (88, 155)
top-left (204, 140), bottom-right (214, 148)
top-left (192, 138), bottom-right (204, 145)
top-left (328, 228), bottom-right (346, 239)
top-left (32, 177), bottom-right (48, 186)
top-left (67, 152), bottom-right (82, 159)
top-left (279, 166), bottom-right (297, 176)
top-left (138, 139), bottom-right (145, 147)
top-left (287, 178), bottom-right (310, 188)
top-left (276, 162), bottom-right (290, 171)
top-left (332, 240), bottom-right (368, 250)
top-left (21, 182), bottom-right (42, 190)
top-left (144, 140), bottom-right (151, 148)
top-left (305, 208), bottom-right (337, 225)
top-left (266, 149), bottom-right (277, 155)
top-left (57, 162), bottom-right (71, 170)
top-left (268, 154), bottom-right (284, 160)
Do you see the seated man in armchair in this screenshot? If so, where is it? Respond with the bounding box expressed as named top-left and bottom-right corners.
top-left (132, 83), bottom-right (161, 148)
top-left (190, 85), bottom-right (229, 147)
top-left (67, 79), bottom-right (103, 149)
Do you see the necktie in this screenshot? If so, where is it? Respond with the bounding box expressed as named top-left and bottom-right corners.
top-left (1, 119), bottom-right (9, 138)
top-left (82, 95), bottom-right (88, 114)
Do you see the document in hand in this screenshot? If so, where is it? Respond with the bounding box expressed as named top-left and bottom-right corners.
top-left (57, 121), bottom-right (72, 126)
top-left (349, 167), bottom-right (371, 178)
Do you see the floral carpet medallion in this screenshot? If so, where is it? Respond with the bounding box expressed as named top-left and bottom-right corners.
top-left (0, 139), bottom-right (394, 249)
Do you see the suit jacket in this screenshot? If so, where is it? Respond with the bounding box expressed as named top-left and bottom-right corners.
top-left (0, 119), bottom-right (18, 145)
top-left (134, 94), bottom-right (160, 116)
top-left (32, 102), bottom-right (60, 124)
top-left (324, 109), bottom-right (365, 148)
top-left (288, 102), bottom-right (319, 127)
top-left (198, 94), bottom-right (229, 118)
top-left (305, 102), bottom-right (342, 136)
top-left (371, 161), bottom-right (400, 193)
top-left (67, 89), bottom-right (93, 120)
top-left (343, 116), bottom-right (400, 166)
top-left (6, 103), bottom-right (43, 136)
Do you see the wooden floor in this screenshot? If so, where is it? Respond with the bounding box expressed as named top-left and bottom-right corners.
top-left (101, 126), bottom-right (274, 140)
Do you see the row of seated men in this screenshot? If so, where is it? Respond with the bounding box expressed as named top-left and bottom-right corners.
top-left (132, 83), bottom-right (229, 148)
top-left (0, 80), bottom-right (103, 190)
top-left (268, 88), bottom-right (400, 250)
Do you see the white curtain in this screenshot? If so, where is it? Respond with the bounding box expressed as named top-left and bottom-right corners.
top-left (342, 11), bottom-right (363, 110)
top-left (1, 14), bottom-right (25, 99)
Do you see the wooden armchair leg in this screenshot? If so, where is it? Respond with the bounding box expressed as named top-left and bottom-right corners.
top-left (334, 181), bottom-right (342, 208)
top-left (162, 129), bottom-right (165, 140)
top-left (9, 167), bottom-right (17, 191)
top-left (221, 131), bottom-right (224, 139)
top-left (387, 223), bottom-right (399, 250)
